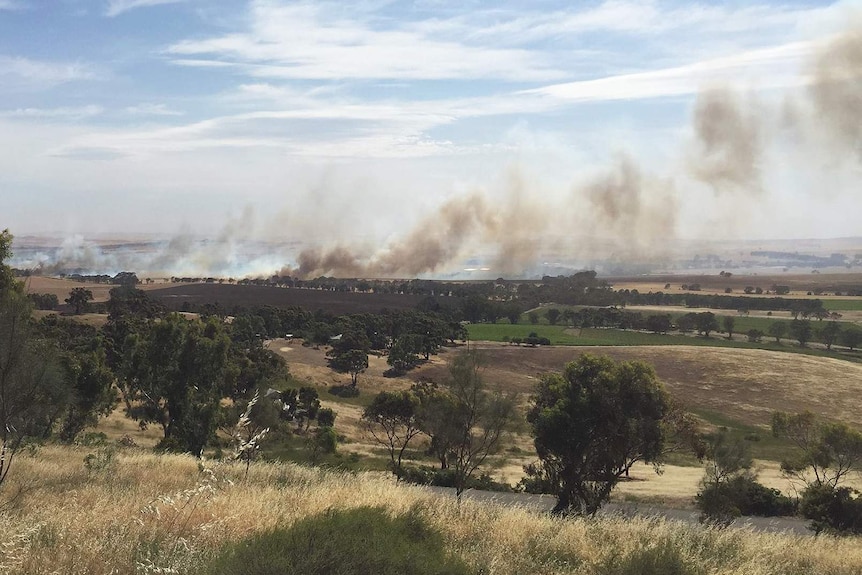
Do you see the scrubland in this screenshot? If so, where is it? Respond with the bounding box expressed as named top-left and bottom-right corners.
top-left (1, 445), bottom-right (860, 575)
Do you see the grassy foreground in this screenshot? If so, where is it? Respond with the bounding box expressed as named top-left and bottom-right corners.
top-left (1, 446), bottom-right (860, 575)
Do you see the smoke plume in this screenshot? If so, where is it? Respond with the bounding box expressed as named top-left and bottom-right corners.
top-left (689, 88), bottom-right (763, 195)
top-left (12, 25), bottom-right (862, 280)
top-left (810, 29), bottom-right (862, 158)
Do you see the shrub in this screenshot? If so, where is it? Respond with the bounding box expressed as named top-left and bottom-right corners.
top-left (800, 484), bottom-right (862, 535)
top-left (398, 465), bottom-right (512, 492)
top-left (746, 329), bottom-right (764, 343)
top-left (204, 506), bottom-right (473, 575)
top-left (328, 384), bottom-right (360, 398)
top-left (696, 475), bottom-right (795, 524)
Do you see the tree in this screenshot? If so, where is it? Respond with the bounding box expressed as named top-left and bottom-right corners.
top-left (772, 411), bottom-right (862, 489)
top-left (413, 380), bottom-right (461, 470)
top-left (722, 316), bottom-right (735, 339)
top-left (768, 321), bottom-right (786, 344)
top-left (317, 408), bottom-right (336, 428)
top-left (841, 326), bottom-right (862, 351)
top-left (0, 230), bottom-right (16, 293)
top-left (281, 386), bottom-right (321, 431)
top-left (57, 348), bottom-right (116, 442)
top-left (0, 288), bottom-right (68, 491)
top-left (528, 311), bottom-right (539, 325)
top-left (646, 314), bottom-right (671, 334)
top-left (118, 314), bottom-right (232, 455)
top-left (746, 329), bottom-right (764, 343)
top-left (440, 351), bottom-right (517, 498)
top-left (545, 308), bottom-right (561, 325)
top-left (504, 303), bottom-right (522, 325)
top-left (362, 391), bottom-right (422, 478)
top-left (526, 354), bottom-right (671, 516)
top-left (789, 319), bottom-right (813, 347)
top-left (695, 430), bottom-right (754, 525)
top-left (696, 430), bottom-right (794, 526)
top-left (387, 334), bottom-right (421, 374)
top-left (695, 312), bottom-right (719, 337)
top-left (772, 411), bottom-right (862, 535)
top-left (65, 287), bottom-right (93, 315)
top-left (820, 321), bottom-right (842, 351)
top-left (0, 296), bottom-right (66, 481)
top-left (676, 313), bottom-right (697, 333)
top-left (327, 328), bottom-right (370, 387)
top-left (329, 348), bottom-right (368, 387)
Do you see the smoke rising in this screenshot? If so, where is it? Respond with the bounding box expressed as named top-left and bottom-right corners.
top-left (809, 29), bottom-right (862, 158)
top-left (689, 88), bottom-right (763, 195)
top-left (11, 25), bottom-right (862, 280)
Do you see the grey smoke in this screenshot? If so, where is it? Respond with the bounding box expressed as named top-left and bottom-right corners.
top-left (810, 29), bottom-right (862, 158)
top-left (689, 88), bottom-right (763, 195)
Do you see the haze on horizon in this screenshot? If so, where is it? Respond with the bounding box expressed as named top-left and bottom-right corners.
top-left (1, 1), bottom-right (861, 278)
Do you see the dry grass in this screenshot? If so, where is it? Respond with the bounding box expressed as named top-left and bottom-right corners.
top-left (417, 344), bottom-right (862, 429)
top-left (21, 276), bottom-right (170, 303)
top-left (608, 272), bottom-right (862, 298)
top-left (264, 340), bottom-right (862, 500)
top-left (0, 445), bottom-right (860, 575)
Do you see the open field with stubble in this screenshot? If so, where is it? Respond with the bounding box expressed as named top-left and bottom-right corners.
top-left (257, 340), bottom-right (862, 506)
top-left (1, 445), bottom-right (860, 575)
top-left (606, 272), bottom-right (862, 297)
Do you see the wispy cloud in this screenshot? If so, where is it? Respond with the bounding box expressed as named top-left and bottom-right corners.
top-left (0, 55), bottom-right (94, 90)
top-left (527, 40), bottom-right (817, 103)
top-left (125, 103), bottom-right (184, 116)
top-left (167, 2), bottom-right (563, 82)
top-left (0, 105), bottom-right (103, 120)
top-left (106, 0), bottom-right (187, 17)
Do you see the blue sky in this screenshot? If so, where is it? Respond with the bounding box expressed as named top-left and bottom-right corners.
top-left (1, 0), bottom-right (860, 255)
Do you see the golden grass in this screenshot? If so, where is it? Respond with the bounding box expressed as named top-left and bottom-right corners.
top-left (0, 445), bottom-right (860, 575)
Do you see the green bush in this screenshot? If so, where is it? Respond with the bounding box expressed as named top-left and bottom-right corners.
top-left (696, 475), bottom-right (795, 524)
top-left (398, 465), bottom-right (512, 492)
top-left (800, 484), bottom-right (862, 535)
top-left (204, 506), bottom-right (473, 575)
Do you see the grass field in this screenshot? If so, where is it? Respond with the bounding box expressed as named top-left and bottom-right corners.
top-left (1, 445), bottom-right (860, 575)
top-left (466, 323), bottom-right (862, 363)
top-left (823, 299), bottom-right (862, 311)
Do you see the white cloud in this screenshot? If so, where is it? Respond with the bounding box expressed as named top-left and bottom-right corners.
top-left (0, 1), bottom-right (24, 10)
top-left (167, 1), bottom-right (563, 81)
top-left (105, 0), bottom-right (186, 17)
top-left (125, 103), bottom-right (184, 116)
top-left (0, 105), bottom-right (103, 120)
top-left (0, 55), bottom-right (94, 90)
top-left (527, 41), bottom-right (817, 103)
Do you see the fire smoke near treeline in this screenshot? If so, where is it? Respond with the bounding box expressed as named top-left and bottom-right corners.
top-left (11, 28), bottom-right (862, 280)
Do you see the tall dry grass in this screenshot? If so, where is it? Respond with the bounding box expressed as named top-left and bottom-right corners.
top-left (0, 444), bottom-right (859, 575)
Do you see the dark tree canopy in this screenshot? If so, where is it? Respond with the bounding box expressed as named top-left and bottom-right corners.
top-left (527, 354), bottom-right (671, 516)
top-left (118, 313), bottom-right (232, 455)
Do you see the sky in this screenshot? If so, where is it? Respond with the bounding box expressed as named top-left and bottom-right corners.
top-left (1, 1), bottom-right (861, 276)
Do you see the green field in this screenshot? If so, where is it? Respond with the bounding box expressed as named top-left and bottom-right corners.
top-left (466, 323), bottom-right (862, 363)
top-left (822, 299), bottom-right (862, 311)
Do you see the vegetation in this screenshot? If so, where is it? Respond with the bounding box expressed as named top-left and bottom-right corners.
top-left (205, 506), bottom-right (473, 575)
top-left (772, 411), bottom-right (862, 534)
top-left (362, 390), bottom-right (422, 478)
top-left (526, 354), bottom-right (673, 516)
top-left (2, 446), bottom-right (862, 575)
top-left (696, 431), bottom-right (794, 525)
top-left (438, 351), bottom-right (518, 497)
